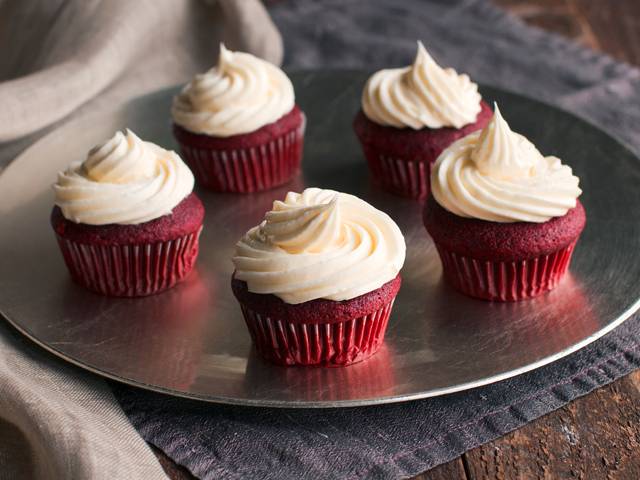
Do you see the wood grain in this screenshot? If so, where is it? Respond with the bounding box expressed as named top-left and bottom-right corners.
top-left (494, 0), bottom-right (590, 45)
top-left (464, 370), bottom-right (640, 479)
top-left (413, 458), bottom-right (467, 480)
top-left (570, 0), bottom-right (640, 65)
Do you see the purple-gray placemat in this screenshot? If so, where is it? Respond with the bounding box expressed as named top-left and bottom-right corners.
top-left (113, 1), bottom-right (640, 478)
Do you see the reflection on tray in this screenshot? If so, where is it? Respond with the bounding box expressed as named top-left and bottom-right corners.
top-left (243, 344), bottom-right (398, 403)
top-left (56, 270), bottom-right (211, 390)
top-left (424, 273), bottom-right (599, 358)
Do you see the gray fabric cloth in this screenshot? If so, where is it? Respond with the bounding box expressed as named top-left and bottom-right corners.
top-left (113, 1), bottom-right (640, 479)
top-left (0, 1), bottom-right (281, 478)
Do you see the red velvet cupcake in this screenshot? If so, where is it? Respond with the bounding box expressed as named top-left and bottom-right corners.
top-left (425, 105), bottom-right (585, 301)
top-left (52, 129), bottom-right (203, 297)
top-left (424, 197), bottom-right (585, 301)
top-left (354, 41), bottom-right (492, 199)
top-left (172, 44), bottom-right (305, 193)
top-left (232, 188), bottom-right (406, 366)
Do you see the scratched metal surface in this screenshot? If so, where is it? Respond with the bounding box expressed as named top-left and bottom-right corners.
top-left (1, 71), bottom-right (639, 407)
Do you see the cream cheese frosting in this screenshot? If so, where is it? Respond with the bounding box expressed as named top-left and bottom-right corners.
top-left (54, 129), bottom-right (194, 225)
top-left (232, 188), bottom-right (406, 304)
top-left (431, 104), bottom-right (582, 223)
top-left (362, 41), bottom-right (482, 129)
top-left (172, 44), bottom-right (295, 137)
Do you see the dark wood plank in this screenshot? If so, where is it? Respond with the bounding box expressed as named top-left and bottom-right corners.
top-left (570, 0), bottom-right (640, 66)
top-left (412, 458), bottom-right (467, 480)
top-left (494, 0), bottom-right (599, 49)
top-left (463, 370), bottom-right (640, 479)
top-left (497, 0), bottom-right (640, 66)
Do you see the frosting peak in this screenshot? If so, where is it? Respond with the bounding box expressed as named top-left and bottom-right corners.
top-left (172, 44), bottom-right (294, 137)
top-left (362, 41), bottom-right (482, 129)
top-left (233, 188), bottom-right (406, 304)
top-left (471, 105), bottom-right (536, 179)
top-left (263, 193), bottom-right (340, 254)
top-left (431, 104), bottom-right (582, 223)
top-left (83, 129), bottom-right (156, 183)
top-left (54, 129), bottom-right (194, 225)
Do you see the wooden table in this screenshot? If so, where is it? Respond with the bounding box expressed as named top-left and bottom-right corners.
top-left (155, 2), bottom-right (640, 478)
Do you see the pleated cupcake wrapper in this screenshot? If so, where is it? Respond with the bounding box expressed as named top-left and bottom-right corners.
top-left (435, 241), bottom-right (577, 302)
top-left (178, 121), bottom-right (305, 193)
top-left (361, 144), bottom-right (431, 200)
top-left (240, 299), bottom-right (396, 367)
top-left (55, 227), bottom-right (202, 297)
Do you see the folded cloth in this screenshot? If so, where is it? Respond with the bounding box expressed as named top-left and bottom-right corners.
top-left (114, 0), bottom-right (640, 479)
top-left (0, 322), bottom-right (167, 480)
top-left (0, 0), bottom-right (282, 164)
top-left (0, 0), bottom-right (282, 478)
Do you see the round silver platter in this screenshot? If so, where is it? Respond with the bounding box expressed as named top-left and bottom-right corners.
top-left (1, 71), bottom-right (640, 408)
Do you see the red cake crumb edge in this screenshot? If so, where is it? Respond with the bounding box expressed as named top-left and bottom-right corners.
top-left (353, 100), bottom-right (493, 162)
top-left (232, 274), bottom-right (402, 325)
top-left (423, 196), bottom-right (586, 262)
top-left (51, 192), bottom-right (205, 245)
top-left (173, 105), bottom-right (304, 149)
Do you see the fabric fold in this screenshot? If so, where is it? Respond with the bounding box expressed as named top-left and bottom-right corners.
top-left (0, 0), bottom-right (282, 142)
top-left (0, 322), bottom-right (169, 480)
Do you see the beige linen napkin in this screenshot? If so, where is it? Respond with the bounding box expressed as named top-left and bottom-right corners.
top-left (0, 0), bottom-right (282, 165)
top-left (0, 0), bottom-right (282, 478)
top-left (0, 324), bottom-right (168, 480)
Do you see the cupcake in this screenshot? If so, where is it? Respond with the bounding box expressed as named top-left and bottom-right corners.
top-left (354, 41), bottom-right (492, 199)
top-left (51, 129), bottom-right (204, 297)
top-left (172, 44), bottom-right (305, 193)
top-left (424, 105), bottom-right (585, 301)
top-left (231, 188), bottom-right (406, 366)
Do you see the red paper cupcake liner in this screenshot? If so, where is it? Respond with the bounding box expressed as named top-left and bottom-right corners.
top-left (177, 121), bottom-right (305, 193)
top-left (362, 145), bottom-right (430, 200)
top-left (55, 227), bottom-right (202, 297)
top-left (239, 299), bottom-right (396, 367)
top-left (435, 241), bottom-right (577, 302)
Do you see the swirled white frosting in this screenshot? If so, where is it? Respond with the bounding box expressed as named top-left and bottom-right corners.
top-left (54, 129), bottom-right (194, 225)
top-left (172, 44), bottom-right (294, 137)
top-left (362, 41), bottom-right (482, 129)
top-left (233, 188), bottom-right (406, 304)
top-left (431, 104), bottom-right (582, 223)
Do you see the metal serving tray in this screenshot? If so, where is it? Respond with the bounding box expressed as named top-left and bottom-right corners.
top-left (1, 71), bottom-right (639, 407)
